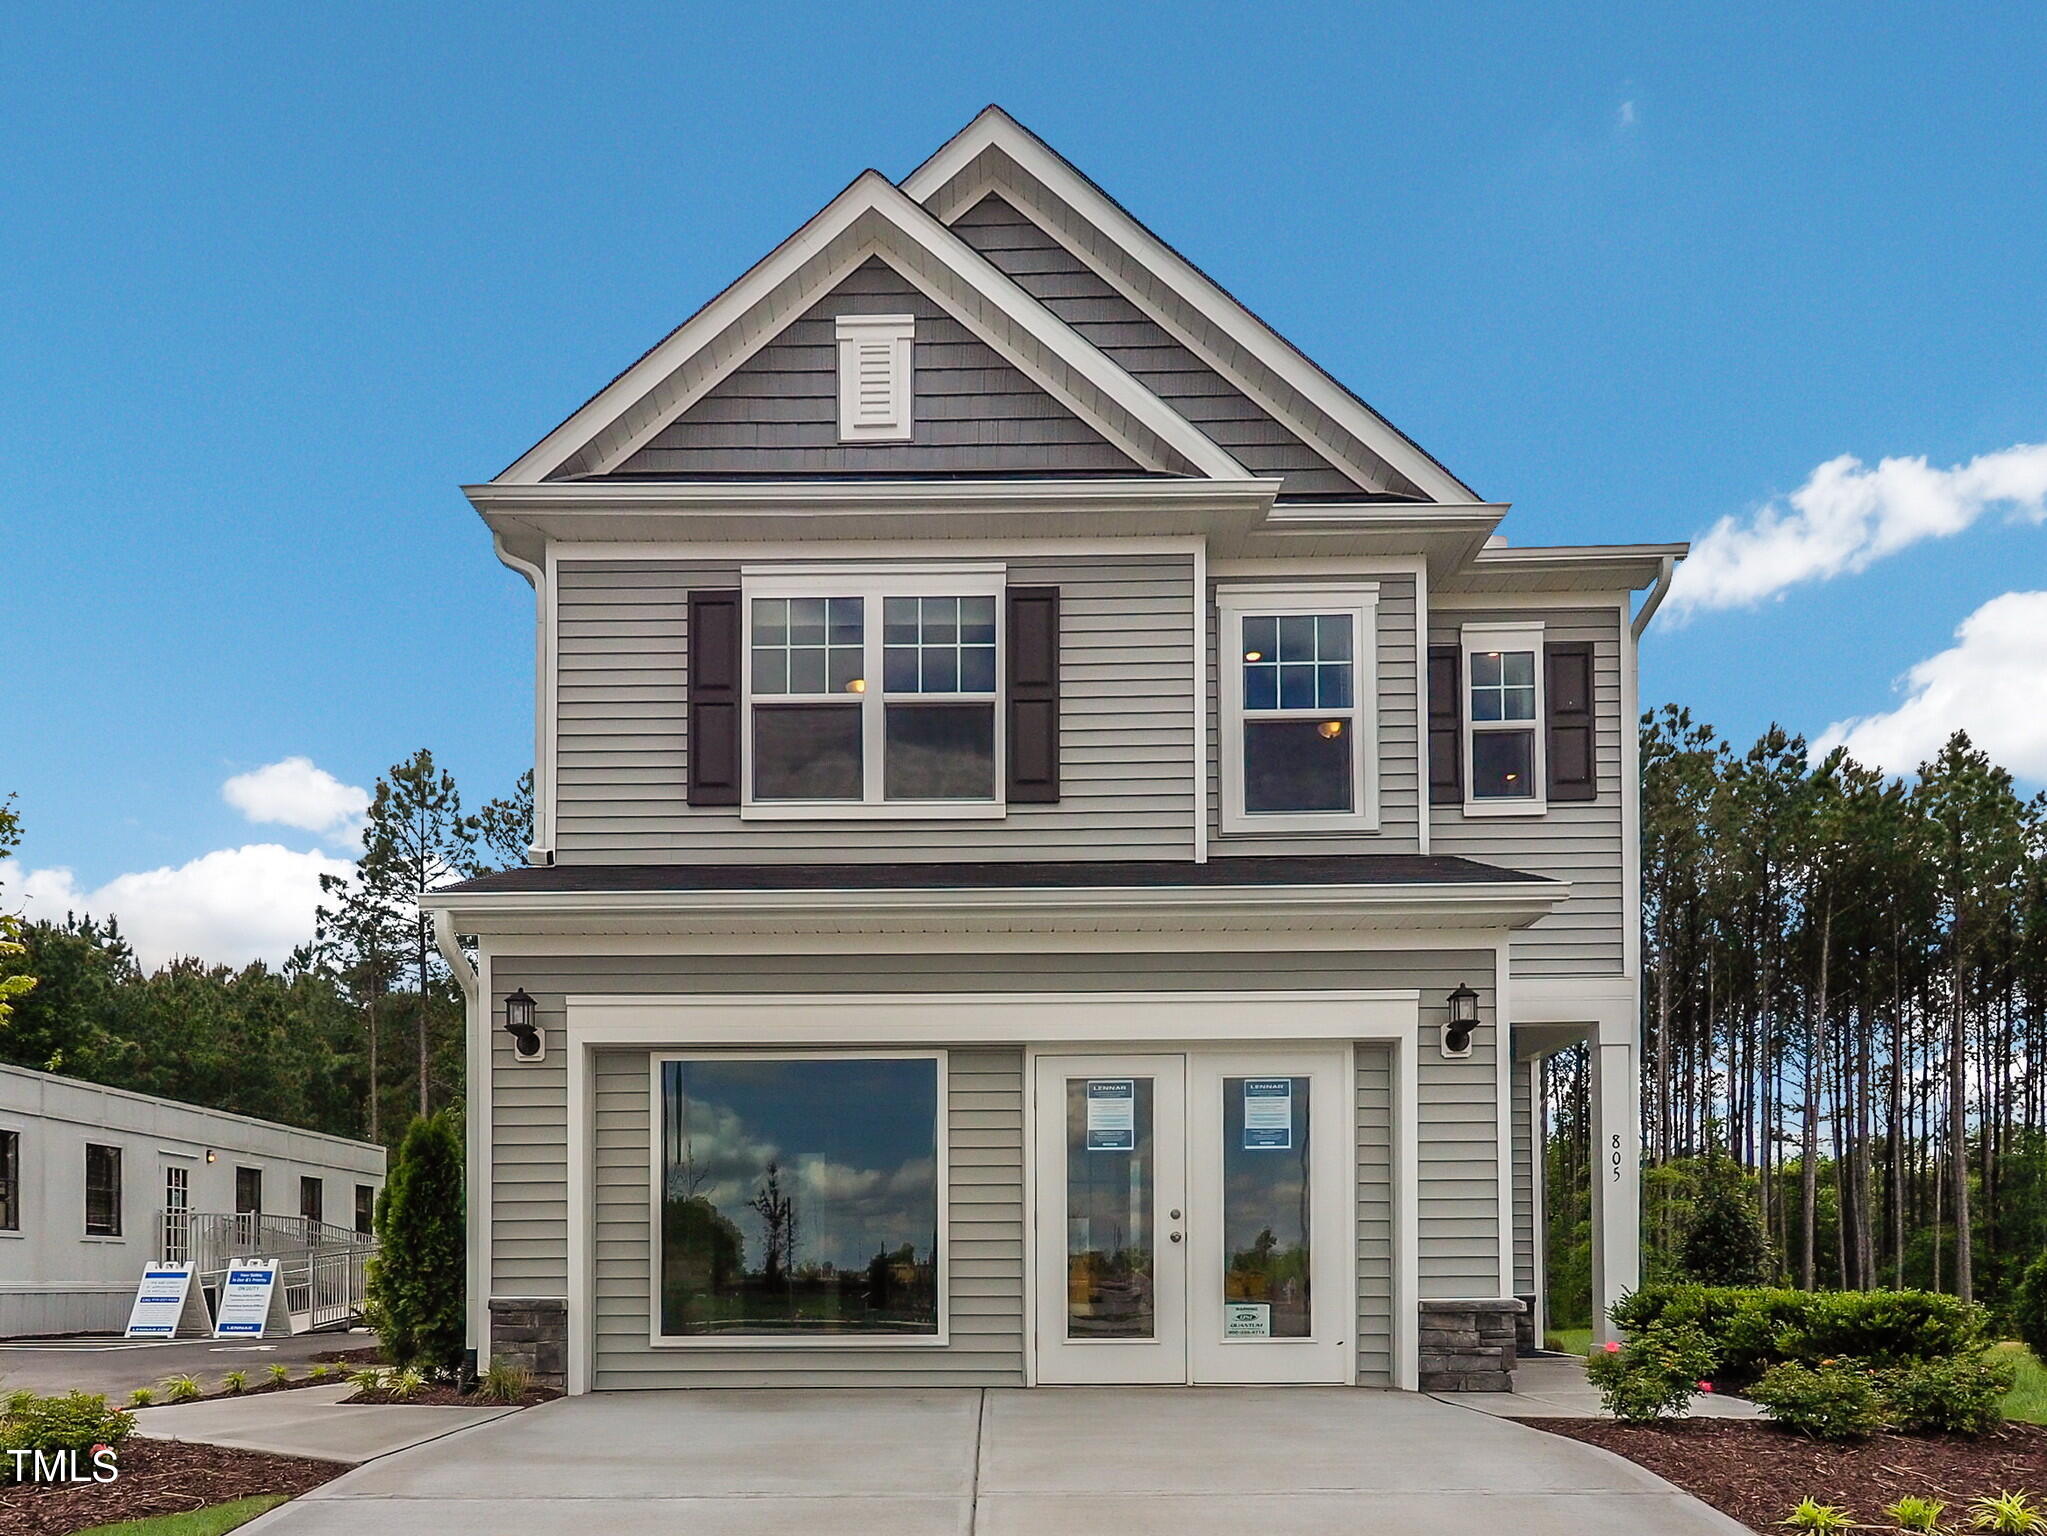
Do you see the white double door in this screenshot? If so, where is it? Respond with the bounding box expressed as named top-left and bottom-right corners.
top-left (1032, 1048), bottom-right (1352, 1385)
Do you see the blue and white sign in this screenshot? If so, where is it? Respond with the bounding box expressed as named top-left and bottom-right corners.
top-left (212, 1258), bottom-right (292, 1337)
top-left (1242, 1079), bottom-right (1294, 1150)
top-left (124, 1263), bottom-right (209, 1339)
top-left (1084, 1079), bottom-right (1135, 1151)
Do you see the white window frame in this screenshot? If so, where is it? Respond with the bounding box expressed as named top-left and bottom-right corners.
top-left (740, 564), bottom-right (1006, 820)
top-left (1217, 584), bottom-right (1379, 836)
top-left (646, 1048), bottom-right (950, 1349)
top-left (1461, 621), bottom-right (1546, 817)
top-left (835, 314), bottom-right (915, 442)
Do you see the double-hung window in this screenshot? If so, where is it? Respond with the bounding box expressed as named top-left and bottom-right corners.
top-left (85, 1143), bottom-right (121, 1237)
top-left (1218, 586), bottom-right (1378, 834)
top-left (1461, 623), bottom-right (1545, 813)
top-left (742, 568), bottom-right (1004, 817)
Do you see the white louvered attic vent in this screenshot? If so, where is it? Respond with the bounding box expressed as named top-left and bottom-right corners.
top-left (835, 313), bottom-right (915, 442)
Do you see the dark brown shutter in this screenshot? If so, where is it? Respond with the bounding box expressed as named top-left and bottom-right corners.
top-left (1427, 645), bottom-right (1463, 805)
top-left (1545, 642), bottom-right (1596, 802)
top-left (1006, 586), bottom-right (1060, 803)
top-left (687, 589), bottom-right (741, 806)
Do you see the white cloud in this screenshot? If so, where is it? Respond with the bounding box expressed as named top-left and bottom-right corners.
top-left (1814, 590), bottom-right (2047, 781)
top-left (1617, 100), bottom-right (1637, 129)
top-left (1669, 442), bottom-right (2047, 614)
top-left (221, 757), bottom-right (368, 842)
top-left (1, 843), bottom-right (355, 971)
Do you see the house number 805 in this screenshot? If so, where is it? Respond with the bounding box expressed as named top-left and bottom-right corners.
top-left (1610, 1134), bottom-right (1623, 1181)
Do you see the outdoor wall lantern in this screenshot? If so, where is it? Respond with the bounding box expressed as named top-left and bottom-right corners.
top-left (1442, 982), bottom-right (1480, 1058)
top-left (504, 988), bottom-right (544, 1062)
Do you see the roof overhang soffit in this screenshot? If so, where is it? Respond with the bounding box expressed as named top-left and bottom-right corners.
top-left (902, 110), bottom-right (1479, 506)
top-left (496, 171), bottom-right (1252, 487)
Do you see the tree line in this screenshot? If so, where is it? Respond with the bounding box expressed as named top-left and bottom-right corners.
top-left (0, 752), bottom-right (528, 1147)
top-left (1547, 711), bottom-right (2047, 1326)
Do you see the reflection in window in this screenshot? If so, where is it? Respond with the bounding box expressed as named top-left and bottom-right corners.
top-left (1234, 609), bottom-right (1359, 817)
top-left (1467, 646), bottom-right (1539, 801)
top-left (1221, 1077), bottom-right (1310, 1339)
top-left (1064, 1077), bottom-right (1155, 1339)
top-left (659, 1057), bottom-right (940, 1337)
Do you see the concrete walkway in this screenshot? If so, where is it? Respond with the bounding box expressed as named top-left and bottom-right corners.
top-left (1436, 1353), bottom-right (1767, 1421)
top-left (243, 1386), bottom-right (1750, 1535)
top-left (133, 1383), bottom-right (515, 1464)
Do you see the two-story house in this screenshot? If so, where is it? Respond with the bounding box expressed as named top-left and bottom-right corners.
top-left (424, 107), bottom-right (1682, 1396)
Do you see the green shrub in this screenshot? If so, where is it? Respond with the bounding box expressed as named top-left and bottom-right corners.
top-left (2016, 1252), bottom-right (2047, 1370)
top-left (126, 1387), bottom-right (154, 1408)
top-left (1966, 1490), bottom-right (2045, 1533)
top-left (477, 1357), bottom-right (531, 1404)
top-left (1612, 1284), bottom-right (1994, 1390)
top-left (347, 1368), bottom-right (384, 1394)
top-left (386, 1367), bottom-right (427, 1401)
top-left (373, 1111), bottom-right (466, 1375)
top-left (1682, 1155), bottom-right (1773, 1286)
top-left (0, 1392), bottom-right (134, 1480)
top-left (220, 1370), bottom-right (248, 1395)
top-left (1750, 1360), bottom-right (1884, 1442)
top-left (1885, 1494), bottom-right (1948, 1532)
top-left (306, 1364), bottom-right (331, 1383)
top-left (1584, 1323), bottom-right (1718, 1423)
top-left (1779, 1497), bottom-right (1858, 1532)
top-left (267, 1364), bottom-right (291, 1388)
top-left (1879, 1355), bottom-right (2016, 1436)
top-left (161, 1375), bottom-right (203, 1404)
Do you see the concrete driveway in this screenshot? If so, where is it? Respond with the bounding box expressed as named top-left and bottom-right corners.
top-left (246, 1386), bottom-right (1748, 1536)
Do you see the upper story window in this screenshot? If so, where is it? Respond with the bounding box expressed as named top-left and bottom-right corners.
top-left (742, 568), bottom-right (1005, 818)
top-left (835, 314), bottom-right (915, 442)
top-left (1462, 623), bottom-right (1545, 813)
top-left (1217, 585), bottom-right (1379, 835)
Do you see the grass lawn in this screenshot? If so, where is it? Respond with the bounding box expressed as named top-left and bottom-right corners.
top-left (75, 1494), bottom-right (289, 1536)
top-left (1996, 1341), bottom-right (2047, 1424)
top-left (1543, 1325), bottom-right (1593, 1356)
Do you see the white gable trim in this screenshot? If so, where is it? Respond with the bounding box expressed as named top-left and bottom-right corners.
top-left (498, 171), bottom-right (1250, 486)
top-left (903, 110), bottom-right (1476, 504)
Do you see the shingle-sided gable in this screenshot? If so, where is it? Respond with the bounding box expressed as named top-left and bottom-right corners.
top-left (951, 195), bottom-right (1394, 499)
top-left (600, 258), bottom-right (1145, 479)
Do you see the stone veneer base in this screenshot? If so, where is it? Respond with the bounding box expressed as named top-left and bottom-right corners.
top-left (488, 1296), bottom-right (568, 1389)
top-left (1418, 1297), bottom-right (1524, 1392)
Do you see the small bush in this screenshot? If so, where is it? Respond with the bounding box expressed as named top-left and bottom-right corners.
top-left (1779, 1497), bottom-right (1858, 1532)
top-left (2016, 1253), bottom-right (2047, 1371)
top-left (1885, 1495), bottom-right (1947, 1532)
top-left (1750, 1360), bottom-right (1884, 1442)
top-left (0, 1392), bottom-right (134, 1480)
top-left (1967, 1490), bottom-right (2044, 1533)
top-left (477, 1357), bottom-right (531, 1404)
top-left (220, 1370), bottom-right (248, 1395)
top-left (306, 1364), bottom-right (331, 1383)
top-left (386, 1368), bottom-right (426, 1401)
top-left (267, 1364), bottom-right (291, 1388)
top-left (347, 1368), bottom-right (384, 1394)
top-left (1682, 1155), bottom-right (1773, 1286)
top-left (1585, 1323), bottom-right (1719, 1423)
top-left (161, 1375), bottom-right (203, 1404)
top-left (127, 1387), bottom-right (154, 1408)
top-left (1880, 1355), bottom-right (2015, 1436)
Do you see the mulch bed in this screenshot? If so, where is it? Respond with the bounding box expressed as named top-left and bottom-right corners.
top-left (1533, 1417), bottom-right (2047, 1534)
top-left (306, 1345), bottom-right (384, 1368)
top-left (0, 1437), bottom-right (340, 1536)
top-left (340, 1384), bottom-right (561, 1408)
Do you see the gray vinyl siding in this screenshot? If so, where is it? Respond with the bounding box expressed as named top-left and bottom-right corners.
top-left (1356, 1043), bottom-right (1394, 1386)
top-left (1430, 606), bottom-right (1627, 975)
top-left (552, 553), bottom-right (1197, 863)
top-left (590, 1046), bottom-right (1024, 1389)
top-left (1204, 573), bottom-right (1422, 854)
top-left (952, 196), bottom-right (1371, 498)
top-left (487, 946), bottom-right (1503, 1388)
top-left (1512, 1057), bottom-right (1535, 1297)
top-left (608, 257), bottom-right (1142, 478)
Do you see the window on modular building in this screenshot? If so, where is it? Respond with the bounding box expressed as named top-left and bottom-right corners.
top-left (300, 1176), bottom-right (323, 1228)
top-left (85, 1143), bottom-right (122, 1236)
top-left (235, 1166), bottom-right (261, 1242)
top-left (0, 1130), bottom-right (18, 1232)
top-left (657, 1055), bottom-right (941, 1339)
top-left (355, 1184), bottom-right (376, 1235)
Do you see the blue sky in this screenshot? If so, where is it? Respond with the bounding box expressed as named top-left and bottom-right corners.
top-left (4, 3), bottom-right (2045, 963)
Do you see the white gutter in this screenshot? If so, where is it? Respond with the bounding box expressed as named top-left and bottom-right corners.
top-left (492, 533), bottom-right (552, 864)
top-left (1630, 553), bottom-right (1678, 640)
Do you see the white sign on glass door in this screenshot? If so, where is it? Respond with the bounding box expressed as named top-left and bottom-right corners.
top-left (1223, 1302), bottom-right (1271, 1338)
top-left (1084, 1079), bottom-right (1135, 1151)
top-left (1241, 1078), bottom-right (1293, 1149)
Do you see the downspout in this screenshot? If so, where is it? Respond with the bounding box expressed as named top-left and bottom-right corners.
top-left (1630, 554), bottom-right (1676, 640)
top-left (493, 532), bottom-right (552, 864)
top-left (434, 908), bottom-right (485, 1380)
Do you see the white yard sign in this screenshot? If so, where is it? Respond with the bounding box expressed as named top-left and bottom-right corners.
top-left (124, 1264), bottom-right (210, 1339)
top-left (212, 1258), bottom-right (293, 1337)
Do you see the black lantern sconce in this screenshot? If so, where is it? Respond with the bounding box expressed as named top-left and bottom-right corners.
top-left (1442, 982), bottom-right (1480, 1058)
top-left (504, 988), bottom-right (544, 1062)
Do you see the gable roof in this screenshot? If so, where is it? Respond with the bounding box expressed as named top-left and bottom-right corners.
top-left (901, 107), bottom-right (1475, 503)
top-left (497, 170), bottom-right (1253, 486)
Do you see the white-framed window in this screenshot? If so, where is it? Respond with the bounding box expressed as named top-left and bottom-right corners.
top-left (835, 314), bottom-right (914, 442)
top-left (1217, 585), bottom-right (1379, 835)
top-left (1461, 622), bottom-right (1545, 815)
top-left (741, 566), bottom-right (1005, 819)
top-left (650, 1050), bottom-right (948, 1346)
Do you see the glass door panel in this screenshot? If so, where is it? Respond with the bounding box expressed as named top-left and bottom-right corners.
top-left (1220, 1076), bottom-right (1312, 1340)
top-left (1064, 1076), bottom-right (1156, 1339)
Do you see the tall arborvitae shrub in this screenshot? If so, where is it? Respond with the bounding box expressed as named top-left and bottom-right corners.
top-left (1681, 1154), bottom-right (1773, 1286)
top-left (2016, 1251), bottom-right (2047, 1367)
top-left (372, 1111), bottom-right (466, 1374)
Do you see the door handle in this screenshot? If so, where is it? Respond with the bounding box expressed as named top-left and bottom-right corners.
top-left (1169, 1231), bottom-right (1182, 1243)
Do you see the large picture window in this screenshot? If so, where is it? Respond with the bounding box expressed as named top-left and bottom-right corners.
top-left (657, 1054), bottom-right (944, 1340)
top-left (1217, 585), bottom-right (1378, 835)
top-left (742, 569), bottom-right (1004, 816)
